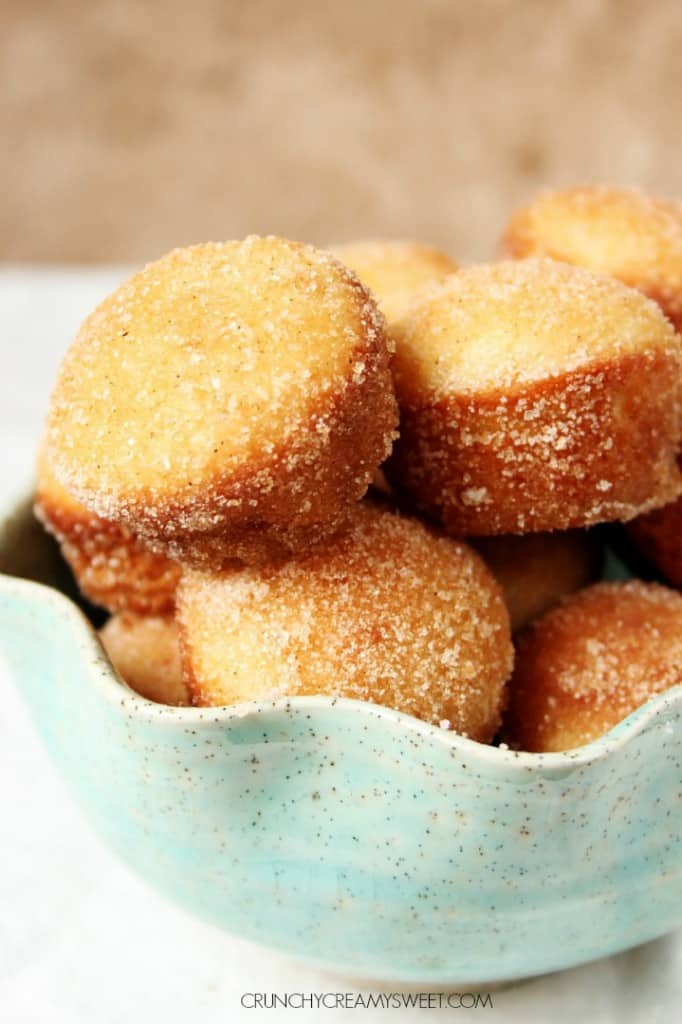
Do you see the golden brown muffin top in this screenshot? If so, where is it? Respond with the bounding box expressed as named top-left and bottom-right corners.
top-left (502, 186), bottom-right (682, 329)
top-left (332, 239), bottom-right (457, 322)
top-left (178, 503), bottom-right (512, 737)
top-left (391, 258), bottom-right (681, 401)
top-left (46, 237), bottom-right (388, 516)
top-left (506, 581), bottom-right (682, 751)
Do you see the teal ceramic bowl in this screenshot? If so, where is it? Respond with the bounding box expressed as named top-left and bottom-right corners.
top-left (1, 487), bottom-right (681, 985)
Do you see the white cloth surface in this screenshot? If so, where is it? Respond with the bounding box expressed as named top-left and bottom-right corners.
top-left (0, 269), bottom-right (680, 1023)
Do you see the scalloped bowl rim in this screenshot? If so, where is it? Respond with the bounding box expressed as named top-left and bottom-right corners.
top-left (2, 538), bottom-right (681, 777)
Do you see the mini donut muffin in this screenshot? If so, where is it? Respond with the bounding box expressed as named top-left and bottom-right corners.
top-left (177, 504), bottom-right (513, 741)
top-left (332, 240), bottom-right (458, 323)
top-left (45, 238), bottom-right (398, 567)
top-left (385, 259), bottom-right (682, 536)
top-left (99, 613), bottom-right (188, 706)
top-left (503, 581), bottom-right (682, 752)
top-left (35, 451), bottom-right (180, 615)
top-left (473, 530), bottom-right (602, 632)
top-left (501, 186), bottom-right (682, 330)
top-left (625, 489), bottom-right (682, 588)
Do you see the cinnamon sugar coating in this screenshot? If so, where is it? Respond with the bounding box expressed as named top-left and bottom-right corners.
top-left (45, 238), bottom-right (398, 567)
top-left (385, 260), bottom-right (682, 535)
top-left (35, 451), bottom-right (180, 614)
top-left (177, 504), bottom-right (513, 741)
top-left (501, 186), bottom-right (682, 331)
top-left (473, 530), bottom-right (602, 632)
top-left (99, 613), bottom-right (188, 706)
top-left (503, 581), bottom-right (682, 752)
top-left (332, 240), bottom-right (458, 323)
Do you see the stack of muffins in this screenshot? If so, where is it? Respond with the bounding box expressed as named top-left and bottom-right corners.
top-left (37, 187), bottom-right (682, 752)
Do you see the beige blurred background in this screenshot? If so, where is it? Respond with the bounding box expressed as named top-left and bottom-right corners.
top-left (2, 0), bottom-right (681, 264)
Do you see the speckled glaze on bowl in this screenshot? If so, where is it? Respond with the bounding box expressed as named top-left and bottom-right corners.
top-left (1, 488), bottom-right (681, 985)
